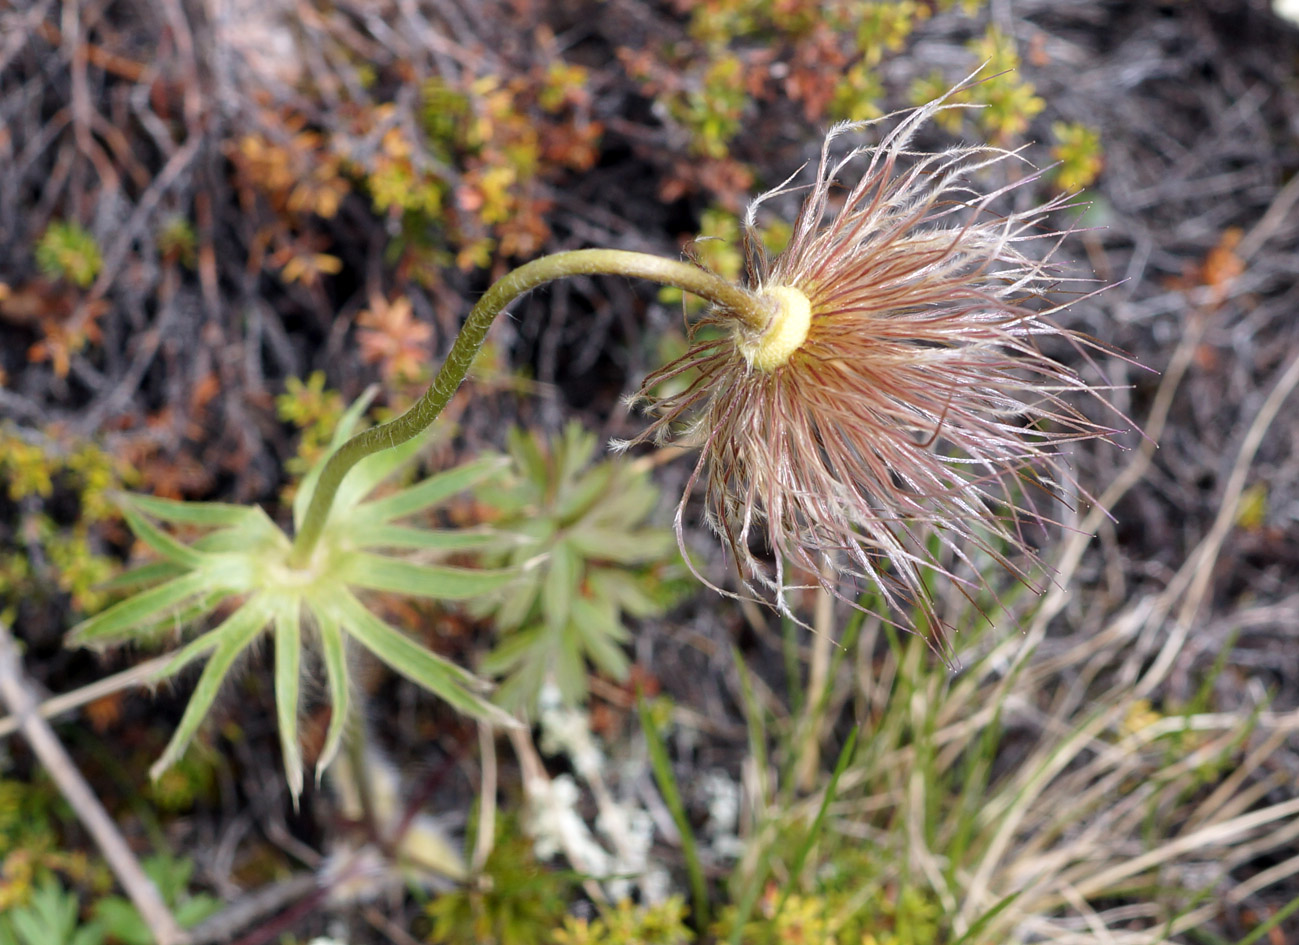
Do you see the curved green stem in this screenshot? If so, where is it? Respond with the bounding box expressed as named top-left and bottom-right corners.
top-left (289, 248), bottom-right (766, 565)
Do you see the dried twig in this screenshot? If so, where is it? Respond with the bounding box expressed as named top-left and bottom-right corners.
top-left (0, 621), bottom-right (189, 945)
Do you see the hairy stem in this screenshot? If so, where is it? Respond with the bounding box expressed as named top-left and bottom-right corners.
top-left (289, 249), bottom-right (765, 564)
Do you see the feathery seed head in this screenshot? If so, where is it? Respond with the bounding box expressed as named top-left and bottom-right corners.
top-left (627, 83), bottom-right (1119, 654)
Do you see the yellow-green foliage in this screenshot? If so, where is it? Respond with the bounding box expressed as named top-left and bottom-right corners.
top-left (275, 371), bottom-right (346, 481)
top-left (713, 882), bottom-right (942, 945)
top-left (678, 54), bottom-right (748, 160)
top-left (352, 57), bottom-right (601, 274)
top-left (964, 28), bottom-right (1045, 141)
top-left (1, 436), bottom-right (54, 501)
top-left (633, 0), bottom-right (988, 161)
top-left (0, 775), bottom-right (104, 915)
top-left (0, 431), bottom-right (129, 620)
top-left (659, 207), bottom-right (790, 310)
top-left (146, 748), bottom-right (217, 814)
top-left (43, 528), bottom-right (117, 615)
top-left (908, 28), bottom-right (1044, 143)
top-left (1051, 120), bottom-right (1104, 191)
top-left (35, 221), bottom-right (102, 288)
top-left (426, 825), bottom-right (572, 945)
top-left (552, 897), bottom-right (693, 945)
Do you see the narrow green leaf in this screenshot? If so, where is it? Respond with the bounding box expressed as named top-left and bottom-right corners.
top-left (1234, 893), bottom-right (1299, 945)
top-left (480, 625), bottom-right (543, 676)
top-left (329, 589), bottom-right (515, 728)
top-left (68, 570), bottom-right (214, 647)
top-left (555, 462), bottom-right (614, 524)
top-left (191, 507), bottom-right (284, 553)
top-left (492, 568), bottom-right (542, 632)
top-left (730, 646), bottom-right (769, 810)
top-left (553, 625), bottom-right (588, 704)
top-left (587, 568), bottom-right (666, 619)
top-left (311, 605), bottom-right (350, 778)
top-left (950, 891), bottom-right (1023, 945)
top-left (351, 523), bottom-right (503, 553)
top-left (120, 503), bottom-right (206, 568)
top-left (362, 455), bottom-right (509, 523)
top-left (773, 727), bottom-right (859, 920)
top-left (638, 695), bottom-right (708, 929)
top-left (492, 659), bottom-right (547, 714)
top-left (567, 526), bottom-right (672, 564)
top-left (130, 590), bottom-right (238, 643)
top-left (542, 541), bottom-right (578, 635)
top-left (150, 595), bottom-right (274, 780)
top-left (340, 552), bottom-right (514, 600)
top-left (507, 426), bottom-right (548, 488)
top-left (122, 493), bottom-right (255, 527)
top-left (273, 596), bottom-right (304, 802)
top-left (92, 559), bottom-right (186, 593)
top-left (153, 592), bottom-right (274, 682)
top-left (571, 596), bottom-right (630, 681)
top-left (557, 421), bottom-right (597, 486)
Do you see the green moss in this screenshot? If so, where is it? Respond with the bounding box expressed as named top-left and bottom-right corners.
top-left (35, 222), bottom-right (102, 289)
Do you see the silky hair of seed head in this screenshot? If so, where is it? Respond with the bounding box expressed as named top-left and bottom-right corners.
top-left (622, 79), bottom-right (1123, 660)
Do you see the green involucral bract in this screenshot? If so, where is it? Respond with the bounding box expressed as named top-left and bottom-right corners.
top-left (66, 392), bottom-right (517, 801)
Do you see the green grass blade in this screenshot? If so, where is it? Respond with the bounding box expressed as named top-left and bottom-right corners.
top-left (340, 552), bottom-right (514, 600)
top-left (638, 695), bottom-right (709, 930)
top-left (149, 595), bottom-right (274, 779)
top-left (361, 455), bottom-right (509, 523)
top-left (949, 890), bottom-right (1022, 945)
top-left (727, 647), bottom-right (774, 945)
top-left (311, 605), bottom-right (350, 779)
top-left (329, 589), bottom-right (514, 727)
top-left (68, 570), bottom-right (215, 648)
top-left (730, 646), bottom-right (770, 811)
top-left (1234, 893), bottom-right (1299, 945)
top-left (728, 838), bottom-right (776, 945)
top-left (773, 726), bottom-right (859, 920)
top-left (272, 596), bottom-right (304, 802)
top-left (350, 523), bottom-right (503, 553)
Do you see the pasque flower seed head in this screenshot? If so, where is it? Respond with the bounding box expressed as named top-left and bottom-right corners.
top-left (625, 83), bottom-right (1118, 653)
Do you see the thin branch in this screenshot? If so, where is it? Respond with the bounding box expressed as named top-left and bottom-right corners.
top-left (0, 651), bottom-right (175, 740)
top-left (0, 621), bottom-right (190, 945)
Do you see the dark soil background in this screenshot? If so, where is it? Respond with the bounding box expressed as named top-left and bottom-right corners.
top-left (3, 0), bottom-right (1299, 942)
